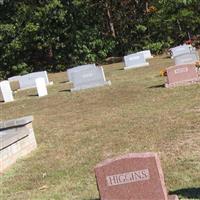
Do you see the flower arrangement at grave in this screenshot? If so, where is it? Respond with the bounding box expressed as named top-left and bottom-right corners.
top-left (160, 69), bottom-right (167, 76)
top-left (196, 61), bottom-right (200, 71)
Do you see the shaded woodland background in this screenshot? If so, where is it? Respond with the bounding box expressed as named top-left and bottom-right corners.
top-left (0, 0), bottom-right (200, 79)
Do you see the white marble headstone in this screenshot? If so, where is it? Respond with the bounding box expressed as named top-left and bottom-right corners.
top-left (70, 66), bottom-right (111, 91)
top-left (67, 64), bottom-right (96, 82)
top-left (0, 81), bottom-right (14, 102)
top-left (174, 52), bottom-right (199, 65)
top-left (170, 45), bottom-right (195, 58)
top-left (138, 50), bottom-right (153, 59)
top-left (124, 53), bottom-right (149, 70)
top-left (19, 71), bottom-right (51, 89)
top-left (35, 78), bottom-right (48, 97)
top-left (8, 75), bottom-right (21, 82)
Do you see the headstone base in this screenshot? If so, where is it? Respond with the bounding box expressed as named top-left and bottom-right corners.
top-left (165, 77), bottom-right (200, 88)
top-left (124, 62), bottom-right (149, 70)
top-left (71, 80), bottom-right (111, 92)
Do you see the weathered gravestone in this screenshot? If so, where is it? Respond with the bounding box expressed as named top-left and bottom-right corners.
top-left (124, 53), bottom-right (149, 70)
top-left (95, 153), bottom-right (179, 200)
top-left (170, 45), bottom-right (193, 58)
top-left (18, 71), bottom-right (53, 90)
top-left (0, 116), bottom-right (37, 172)
top-left (0, 81), bottom-right (14, 103)
top-left (35, 77), bottom-right (48, 97)
top-left (165, 64), bottom-right (200, 88)
top-left (70, 66), bottom-right (111, 92)
top-left (138, 50), bottom-right (153, 59)
top-left (174, 51), bottom-right (199, 66)
top-left (67, 64), bottom-right (96, 82)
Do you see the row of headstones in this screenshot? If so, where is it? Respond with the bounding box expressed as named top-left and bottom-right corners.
top-left (165, 44), bottom-right (200, 88)
top-left (1, 50), bottom-right (153, 103)
top-left (2, 46), bottom-right (199, 103)
top-left (66, 50), bottom-right (153, 91)
top-left (0, 71), bottom-right (51, 103)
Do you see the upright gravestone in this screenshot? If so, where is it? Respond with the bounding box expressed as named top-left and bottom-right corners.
top-left (18, 71), bottom-right (53, 90)
top-left (165, 64), bottom-right (200, 88)
top-left (170, 45), bottom-right (193, 58)
top-left (0, 81), bottom-right (14, 103)
top-left (174, 51), bottom-right (199, 66)
top-left (95, 153), bottom-right (179, 200)
top-left (8, 75), bottom-right (22, 82)
top-left (67, 64), bottom-right (96, 82)
top-left (35, 78), bottom-right (48, 97)
top-left (138, 50), bottom-right (153, 59)
top-left (70, 66), bottom-right (111, 92)
top-left (124, 53), bottom-right (149, 70)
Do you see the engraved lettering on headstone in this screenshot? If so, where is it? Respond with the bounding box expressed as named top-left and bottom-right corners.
top-left (175, 67), bottom-right (188, 74)
top-left (129, 56), bottom-right (140, 61)
top-left (106, 169), bottom-right (150, 186)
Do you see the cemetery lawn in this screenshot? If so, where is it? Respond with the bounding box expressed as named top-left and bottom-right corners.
top-left (1, 55), bottom-right (200, 200)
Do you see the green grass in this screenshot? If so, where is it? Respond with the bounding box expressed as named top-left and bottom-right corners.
top-left (1, 55), bottom-right (200, 200)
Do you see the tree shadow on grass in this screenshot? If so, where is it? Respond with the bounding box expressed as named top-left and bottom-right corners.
top-left (83, 198), bottom-right (99, 200)
top-left (148, 84), bottom-right (165, 89)
top-left (170, 187), bottom-right (200, 199)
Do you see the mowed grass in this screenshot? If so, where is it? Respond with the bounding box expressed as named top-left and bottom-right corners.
top-left (0, 55), bottom-right (200, 200)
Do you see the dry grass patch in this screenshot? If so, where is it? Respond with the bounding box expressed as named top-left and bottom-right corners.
top-left (0, 55), bottom-right (200, 200)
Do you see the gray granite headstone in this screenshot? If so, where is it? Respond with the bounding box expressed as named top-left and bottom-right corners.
top-left (67, 64), bottom-right (96, 82)
top-left (174, 51), bottom-right (199, 66)
top-left (138, 50), bottom-right (153, 59)
top-left (8, 75), bottom-right (22, 82)
top-left (0, 116), bottom-right (37, 172)
top-left (71, 66), bottom-right (111, 91)
top-left (124, 53), bottom-right (149, 70)
top-left (170, 45), bottom-right (195, 58)
top-left (19, 71), bottom-right (52, 89)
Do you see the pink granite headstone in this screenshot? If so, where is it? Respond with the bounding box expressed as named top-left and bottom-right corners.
top-left (95, 152), bottom-right (178, 200)
top-left (165, 64), bottom-right (200, 88)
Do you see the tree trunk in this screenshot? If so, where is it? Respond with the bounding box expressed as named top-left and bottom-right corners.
top-left (105, 1), bottom-right (116, 38)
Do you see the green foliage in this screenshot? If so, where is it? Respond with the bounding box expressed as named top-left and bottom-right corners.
top-left (0, 0), bottom-right (200, 79)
